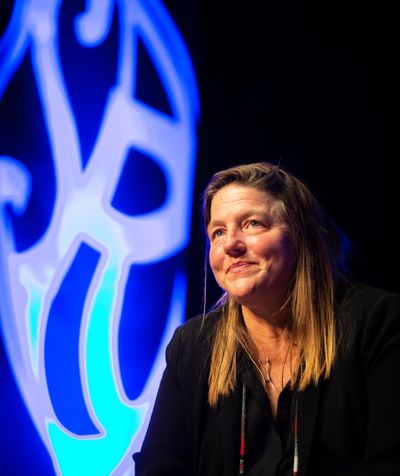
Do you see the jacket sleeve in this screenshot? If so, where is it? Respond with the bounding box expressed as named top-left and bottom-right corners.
top-left (133, 325), bottom-right (192, 476)
top-left (351, 291), bottom-right (400, 476)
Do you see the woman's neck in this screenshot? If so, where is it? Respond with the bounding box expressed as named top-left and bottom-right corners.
top-left (241, 304), bottom-right (290, 360)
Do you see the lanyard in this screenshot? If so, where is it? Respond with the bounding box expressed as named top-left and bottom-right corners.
top-left (239, 383), bottom-right (299, 475)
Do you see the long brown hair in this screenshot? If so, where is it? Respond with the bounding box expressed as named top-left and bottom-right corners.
top-left (203, 162), bottom-right (347, 407)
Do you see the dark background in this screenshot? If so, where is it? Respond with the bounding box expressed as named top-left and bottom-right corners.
top-left (179, 0), bottom-right (400, 316)
top-left (1, 0), bottom-right (399, 474)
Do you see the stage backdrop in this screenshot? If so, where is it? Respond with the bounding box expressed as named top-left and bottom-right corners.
top-left (0, 1), bottom-right (198, 475)
top-left (1, 1), bottom-right (399, 475)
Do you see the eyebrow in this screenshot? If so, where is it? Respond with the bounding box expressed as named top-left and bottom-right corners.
top-left (207, 219), bottom-right (225, 230)
top-left (207, 211), bottom-right (270, 230)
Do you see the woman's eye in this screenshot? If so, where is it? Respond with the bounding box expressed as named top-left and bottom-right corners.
top-left (248, 220), bottom-right (261, 228)
top-left (212, 229), bottom-right (224, 239)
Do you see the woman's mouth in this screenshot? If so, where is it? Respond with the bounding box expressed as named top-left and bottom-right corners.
top-left (227, 262), bottom-right (255, 273)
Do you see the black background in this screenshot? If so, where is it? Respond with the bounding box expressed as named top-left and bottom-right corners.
top-left (176, 0), bottom-right (400, 316)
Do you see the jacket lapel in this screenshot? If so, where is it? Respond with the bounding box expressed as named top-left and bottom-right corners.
top-left (298, 383), bottom-right (321, 475)
top-left (220, 388), bottom-right (242, 476)
top-left (220, 354), bottom-right (258, 476)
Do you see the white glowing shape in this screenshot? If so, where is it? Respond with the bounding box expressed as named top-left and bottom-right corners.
top-left (0, 0), bottom-right (198, 474)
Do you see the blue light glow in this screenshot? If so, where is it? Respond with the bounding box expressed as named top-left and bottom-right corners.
top-left (0, 0), bottom-right (198, 474)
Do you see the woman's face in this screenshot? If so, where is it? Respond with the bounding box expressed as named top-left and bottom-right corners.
top-left (208, 184), bottom-right (295, 315)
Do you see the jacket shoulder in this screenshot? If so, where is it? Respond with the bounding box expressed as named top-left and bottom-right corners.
top-left (345, 282), bottom-right (400, 306)
top-left (340, 282), bottom-right (400, 325)
top-left (165, 309), bottom-right (221, 374)
top-left (339, 282), bottom-right (400, 367)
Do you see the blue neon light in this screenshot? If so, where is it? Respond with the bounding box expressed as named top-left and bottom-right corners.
top-left (0, 1), bottom-right (198, 474)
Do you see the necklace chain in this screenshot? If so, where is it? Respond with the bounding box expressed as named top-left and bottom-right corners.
top-left (260, 357), bottom-right (280, 393)
top-left (258, 343), bottom-right (293, 394)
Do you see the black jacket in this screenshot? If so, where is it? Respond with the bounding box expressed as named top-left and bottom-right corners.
top-left (134, 284), bottom-right (400, 475)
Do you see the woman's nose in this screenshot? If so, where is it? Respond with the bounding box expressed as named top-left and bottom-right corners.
top-left (223, 230), bottom-right (246, 256)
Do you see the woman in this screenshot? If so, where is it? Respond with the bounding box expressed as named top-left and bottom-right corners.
top-left (133, 162), bottom-right (400, 475)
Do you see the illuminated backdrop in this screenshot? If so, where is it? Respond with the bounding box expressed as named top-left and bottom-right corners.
top-left (0, 0), bottom-right (198, 474)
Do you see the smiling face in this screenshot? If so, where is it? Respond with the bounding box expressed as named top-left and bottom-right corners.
top-left (208, 184), bottom-right (295, 317)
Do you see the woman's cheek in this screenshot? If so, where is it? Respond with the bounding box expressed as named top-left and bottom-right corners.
top-left (209, 246), bottom-right (222, 275)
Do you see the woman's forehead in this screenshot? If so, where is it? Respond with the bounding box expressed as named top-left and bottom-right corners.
top-left (210, 184), bottom-right (281, 218)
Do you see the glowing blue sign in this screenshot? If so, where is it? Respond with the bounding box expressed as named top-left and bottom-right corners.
top-left (0, 0), bottom-right (198, 474)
